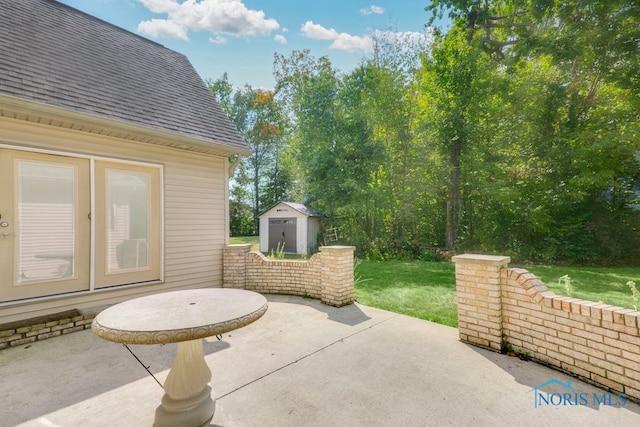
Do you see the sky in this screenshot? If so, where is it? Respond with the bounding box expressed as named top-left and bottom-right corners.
top-left (57, 0), bottom-right (440, 89)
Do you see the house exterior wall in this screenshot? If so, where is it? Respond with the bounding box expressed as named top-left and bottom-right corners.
top-left (259, 204), bottom-right (309, 254)
top-left (453, 253), bottom-right (640, 401)
top-left (0, 116), bottom-right (229, 324)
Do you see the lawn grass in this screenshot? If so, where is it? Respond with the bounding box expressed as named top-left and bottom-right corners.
top-left (522, 265), bottom-right (640, 311)
top-left (229, 235), bottom-right (259, 251)
top-left (355, 260), bottom-right (640, 329)
top-left (355, 260), bottom-right (458, 327)
top-left (229, 236), bottom-right (640, 327)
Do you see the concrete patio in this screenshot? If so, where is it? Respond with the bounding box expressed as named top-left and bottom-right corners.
top-left (2, 294), bottom-right (640, 427)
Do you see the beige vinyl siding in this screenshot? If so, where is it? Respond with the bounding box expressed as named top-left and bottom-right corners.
top-left (163, 160), bottom-right (225, 288)
top-left (0, 117), bottom-right (229, 323)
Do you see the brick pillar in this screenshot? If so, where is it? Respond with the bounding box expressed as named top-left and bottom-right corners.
top-left (319, 246), bottom-right (355, 307)
top-left (223, 244), bottom-right (251, 289)
top-left (452, 254), bottom-right (510, 352)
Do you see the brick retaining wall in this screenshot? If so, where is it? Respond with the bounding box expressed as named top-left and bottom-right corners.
top-left (453, 253), bottom-right (640, 400)
top-left (223, 244), bottom-right (355, 307)
top-left (245, 251), bottom-right (322, 298)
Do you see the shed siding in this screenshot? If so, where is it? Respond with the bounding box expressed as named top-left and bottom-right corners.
top-left (0, 117), bottom-right (227, 323)
top-left (299, 218), bottom-right (308, 255)
top-left (259, 203), bottom-right (321, 255)
top-left (307, 217), bottom-right (320, 252)
top-left (259, 206), bottom-right (308, 253)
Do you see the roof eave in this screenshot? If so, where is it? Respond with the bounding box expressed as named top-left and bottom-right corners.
top-left (0, 94), bottom-right (252, 157)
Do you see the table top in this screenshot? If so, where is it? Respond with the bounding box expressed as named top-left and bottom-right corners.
top-left (92, 288), bottom-right (268, 345)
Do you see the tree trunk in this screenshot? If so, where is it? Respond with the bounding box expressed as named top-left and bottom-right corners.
top-left (253, 163), bottom-right (260, 234)
top-left (445, 137), bottom-right (462, 250)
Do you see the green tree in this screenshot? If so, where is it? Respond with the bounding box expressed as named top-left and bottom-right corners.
top-left (209, 75), bottom-right (289, 234)
top-left (274, 51), bottom-right (386, 250)
top-left (425, 0), bottom-right (640, 264)
top-left (418, 24), bottom-right (495, 250)
top-left (356, 31), bottom-right (435, 244)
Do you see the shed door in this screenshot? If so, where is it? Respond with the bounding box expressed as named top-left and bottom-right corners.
top-left (268, 218), bottom-right (296, 253)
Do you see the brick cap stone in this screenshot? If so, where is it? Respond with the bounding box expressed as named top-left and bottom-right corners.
top-left (319, 246), bottom-right (355, 252)
top-left (452, 254), bottom-right (511, 266)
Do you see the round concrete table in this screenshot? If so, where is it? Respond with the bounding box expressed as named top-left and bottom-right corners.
top-left (92, 288), bottom-right (268, 427)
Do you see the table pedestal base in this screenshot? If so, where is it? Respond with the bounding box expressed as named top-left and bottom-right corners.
top-left (154, 339), bottom-right (216, 427)
top-left (154, 386), bottom-right (215, 427)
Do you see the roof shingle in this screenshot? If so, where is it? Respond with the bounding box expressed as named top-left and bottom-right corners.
top-left (0, 0), bottom-right (248, 153)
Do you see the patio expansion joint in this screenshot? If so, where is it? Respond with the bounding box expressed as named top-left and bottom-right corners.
top-left (217, 313), bottom-right (400, 400)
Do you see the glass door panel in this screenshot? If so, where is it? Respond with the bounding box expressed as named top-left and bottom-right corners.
top-left (0, 150), bottom-right (90, 302)
top-left (18, 161), bottom-right (76, 282)
top-left (94, 161), bottom-right (160, 288)
top-left (107, 170), bottom-right (149, 272)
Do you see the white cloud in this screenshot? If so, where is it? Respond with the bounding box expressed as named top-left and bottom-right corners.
top-left (209, 35), bottom-right (228, 44)
top-left (300, 21), bottom-right (338, 41)
top-left (301, 21), bottom-right (372, 53)
top-left (373, 29), bottom-right (434, 47)
top-left (301, 21), bottom-right (433, 55)
top-left (274, 34), bottom-right (287, 44)
top-left (360, 5), bottom-right (384, 16)
top-left (330, 33), bottom-right (373, 53)
top-left (137, 0), bottom-right (279, 40)
top-left (137, 18), bottom-right (189, 40)
top-left (138, 0), bottom-right (178, 14)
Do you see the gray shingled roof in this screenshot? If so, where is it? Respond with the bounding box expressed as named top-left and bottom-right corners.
top-left (0, 0), bottom-right (248, 153)
top-left (259, 202), bottom-right (323, 218)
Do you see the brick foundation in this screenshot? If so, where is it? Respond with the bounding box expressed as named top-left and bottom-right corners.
top-left (0, 309), bottom-right (97, 350)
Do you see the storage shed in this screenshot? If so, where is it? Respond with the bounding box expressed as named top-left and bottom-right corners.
top-left (259, 202), bottom-right (322, 255)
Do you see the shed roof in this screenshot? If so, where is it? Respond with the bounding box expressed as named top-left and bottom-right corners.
top-left (259, 202), bottom-right (323, 218)
top-left (0, 0), bottom-right (249, 155)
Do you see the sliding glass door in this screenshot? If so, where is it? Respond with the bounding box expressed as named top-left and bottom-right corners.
top-left (0, 149), bottom-right (162, 302)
